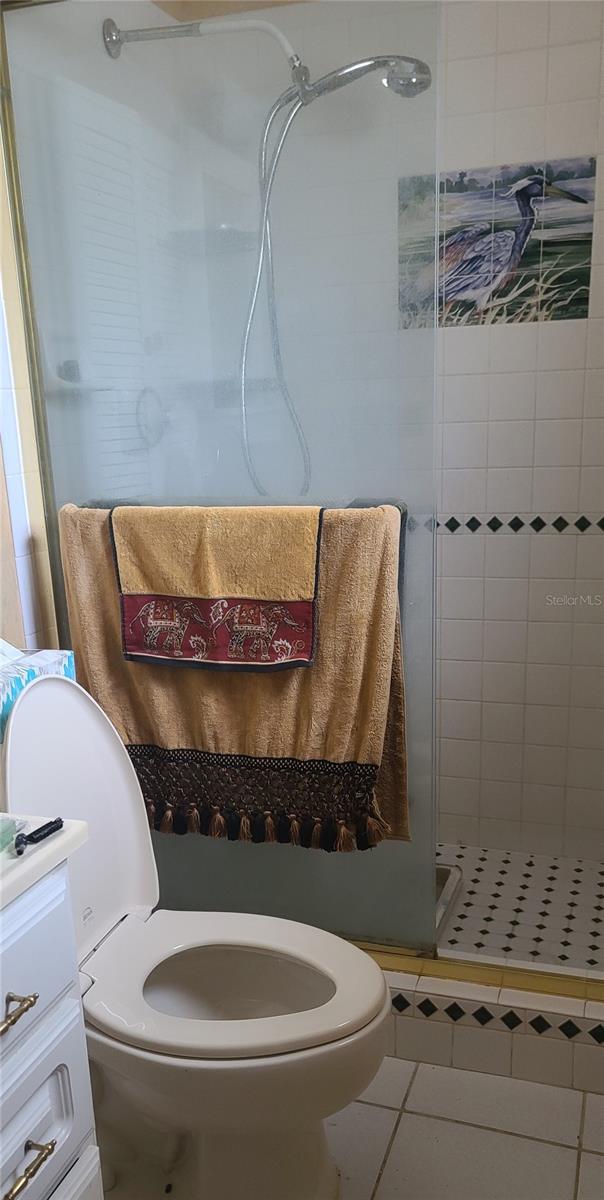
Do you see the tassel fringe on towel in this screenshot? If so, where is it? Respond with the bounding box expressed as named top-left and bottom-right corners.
top-left (127, 744), bottom-right (390, 853)
top-left (146, 800), bottom-right (388, 852)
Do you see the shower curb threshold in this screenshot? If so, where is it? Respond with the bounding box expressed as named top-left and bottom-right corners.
top-left (378, 967), bottom-right (604, 1094)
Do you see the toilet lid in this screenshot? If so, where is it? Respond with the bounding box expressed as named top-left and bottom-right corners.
top-left (3, 676), bottom-right (159, 963)
top-left (83, 908), bottom-right (388, 1058)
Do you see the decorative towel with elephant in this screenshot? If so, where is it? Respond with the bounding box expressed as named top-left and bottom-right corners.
top-left (59, 503), bottom-right (409, 852)
top-left (108, 505), bottom-right (323, 670)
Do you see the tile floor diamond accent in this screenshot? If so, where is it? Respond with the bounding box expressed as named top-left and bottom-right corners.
top-left (559, 1020), bottom-right (581, 1040)
top-left (445, 1002), bottom-right (466, 1022)
top-left (501, 1011), bottom-right (523, 1031)
top-left (391, 994), bottom-right (411, 1014)
top-left (417, 998), bottom-right (438, 1018)
top-left (530, 1015), bottom-right (552, 1035)
top-left (437, 844), bottom-right (604, 973)
top-left (473, 1006), bottom-right (494, 1026)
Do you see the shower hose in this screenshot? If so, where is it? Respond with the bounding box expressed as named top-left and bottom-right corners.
top-left (240, 92), bottom-right (312, 497)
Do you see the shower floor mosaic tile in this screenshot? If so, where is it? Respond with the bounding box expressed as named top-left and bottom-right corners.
top-left (437, 844), bottom-right (604, 975)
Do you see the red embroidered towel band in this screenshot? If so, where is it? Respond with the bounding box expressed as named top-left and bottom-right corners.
top-left (109, 505), bottom-right (323, 670)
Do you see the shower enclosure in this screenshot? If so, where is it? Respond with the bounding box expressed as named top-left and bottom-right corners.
top-left (2, 0), bottom-right (439, 949)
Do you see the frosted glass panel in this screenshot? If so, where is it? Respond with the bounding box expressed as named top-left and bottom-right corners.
top-left (6, 0), bottom-right (438, 947)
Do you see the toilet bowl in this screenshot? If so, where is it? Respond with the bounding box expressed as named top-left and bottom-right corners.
top-left (3, 677), bottom-right (390, 1199)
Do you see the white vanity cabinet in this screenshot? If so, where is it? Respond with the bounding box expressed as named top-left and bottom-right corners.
top-left (0, 823), bottom-right (102, 1200)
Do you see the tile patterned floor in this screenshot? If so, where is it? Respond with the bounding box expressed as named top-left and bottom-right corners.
top-left (328, 1057), bottom-right (604, 1199)
top-left (437, 843), bottom-right (604, 974)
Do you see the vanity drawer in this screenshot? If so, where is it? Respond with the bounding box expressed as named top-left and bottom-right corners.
top-left (0, 865), bottom-right (78, 1049)
top-left (51, 1147), bottom-right (103, 1200)
top-left (0, 995), bottom-right (94, 1200)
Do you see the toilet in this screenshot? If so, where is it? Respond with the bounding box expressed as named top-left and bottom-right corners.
top-left (3, 676), bottom-right (390, 1200)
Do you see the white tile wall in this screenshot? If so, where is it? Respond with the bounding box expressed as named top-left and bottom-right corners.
top-left (437, 2), bottom-right (604, 858)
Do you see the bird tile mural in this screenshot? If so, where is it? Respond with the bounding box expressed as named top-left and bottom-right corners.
top-left (399, 156), bottom-right (596, 328)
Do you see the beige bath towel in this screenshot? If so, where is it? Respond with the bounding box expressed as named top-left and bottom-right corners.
top-left (59, 504), bottom-right (409, 850)
top-left (109, 505), bottom-right (322, 670)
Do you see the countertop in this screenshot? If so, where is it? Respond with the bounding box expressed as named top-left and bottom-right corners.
top-left (0, 817), bottom-right (88, 909)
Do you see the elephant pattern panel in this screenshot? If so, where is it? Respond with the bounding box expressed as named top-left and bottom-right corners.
top-left (120, 593), bottom-right (315, 670)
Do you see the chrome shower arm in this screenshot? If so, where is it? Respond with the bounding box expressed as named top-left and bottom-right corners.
top-left (102, 17), bottom-right (300, 65)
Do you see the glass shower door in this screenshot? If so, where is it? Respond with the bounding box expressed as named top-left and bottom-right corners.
top-left (4, 0), bottom-right (438, 948)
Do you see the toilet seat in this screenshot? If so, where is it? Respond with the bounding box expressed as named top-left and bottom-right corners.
top-left (82, 907), bottom-right (387, 1059)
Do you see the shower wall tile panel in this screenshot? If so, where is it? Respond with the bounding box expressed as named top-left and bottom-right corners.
top-left (436, 2), bottom-right (604, 859)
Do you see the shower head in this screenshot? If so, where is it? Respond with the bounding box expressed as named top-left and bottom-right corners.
top-left (291, 56), bottom-right (431, 105)
top-left (383, 58), bottom-right (432, 98)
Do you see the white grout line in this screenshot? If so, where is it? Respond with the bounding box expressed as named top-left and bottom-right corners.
top-left (400, 1061), bottom-right (422, 1111)
top-left (369, 1062), bottom-right (420, 1200)
top-left (358, 1098), bottom-right (400, 1111)
top-left (393, 1106), bottom-right (584, 1154)
top-left (573, 1094), bottom-right (588, 1200)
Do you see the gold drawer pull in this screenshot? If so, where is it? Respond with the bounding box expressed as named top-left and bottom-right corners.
top-left (0, 993), bottom-right (39, 1038)
top-left (2, 1139), bottom-right (56, 1200)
